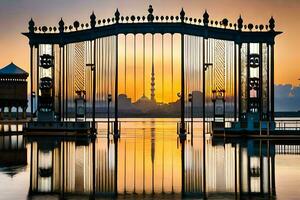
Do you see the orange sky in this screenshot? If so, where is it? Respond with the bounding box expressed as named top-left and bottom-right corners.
top-left (0, 0), bottom-right (299, 86)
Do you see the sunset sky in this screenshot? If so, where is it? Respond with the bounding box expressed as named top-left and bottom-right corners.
top-left (0, 0), bottom-right (300, 86)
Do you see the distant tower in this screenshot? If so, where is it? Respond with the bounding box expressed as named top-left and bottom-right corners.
top-left (151, 62), bottom-right (155, 101)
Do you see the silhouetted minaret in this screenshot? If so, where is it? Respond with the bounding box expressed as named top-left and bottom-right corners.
top-left (151, 63), bottom-right (155, 101)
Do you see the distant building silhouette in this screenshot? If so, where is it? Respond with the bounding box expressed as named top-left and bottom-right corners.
top-left (0, 63), bottom-right (28, 120)
top-left (134, 95), bottom-right (157, 113)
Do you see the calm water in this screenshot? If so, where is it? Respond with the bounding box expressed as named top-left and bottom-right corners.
top-left (1, 119), bottom-right (300, 199)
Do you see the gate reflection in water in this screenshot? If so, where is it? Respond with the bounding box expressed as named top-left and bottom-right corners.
top-left (27, 121), bottom-right (275, 198)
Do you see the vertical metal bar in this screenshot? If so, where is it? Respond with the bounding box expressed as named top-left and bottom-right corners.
top-left (259, 43), bottom-right (263, 120)
top-left (162, 34), bottom-right (164, 102)
top-left (36, 45), bottom-right (40, 117)
top-left (30, 46), bottom-right (33, 121)
top-left (267, 45), bottom-right (270, 120)
top-left (247, 43), bottom-right (250, 113)
top-left (66, 45), bottom-right (69, 120)
top-left (180, 33), bottom-right (185, 135)
top-left (202, 37), bottom-right (206, 197)
top-left (52, 45), bottom-right (55, 116)
top-left (270, 44), bottom-right (275, 121)
top-left (114, 35), bottom-right (119, 137)
top-left (92, 40), bottom-right (96, 132)
top-left (124, 35), bottom-right (127, 94)
top-left (234, 43), bottom-right (237, 121)
top-left (171, 34), bottom-right (174, 102)
top-left (58, 46), bottom-right (62, 121)
top-left (62, 46), bottom-right (65, 121)
top-left (143, 34), bottom-right (146, 96)
top-left (134, 34), bottom-right (136, 101)
top-left (238, 43), bottom-right (242, 120)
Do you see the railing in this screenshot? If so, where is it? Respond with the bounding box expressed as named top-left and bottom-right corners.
top-left (275, 120), bottom-right (300, 131)
top-left (28, 5), bottom-right (275, 35)
top-left (276, 145), bottom-right (300, 154)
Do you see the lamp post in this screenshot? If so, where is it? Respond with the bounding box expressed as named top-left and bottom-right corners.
top-left (108, 94), bottom-right (112, 138)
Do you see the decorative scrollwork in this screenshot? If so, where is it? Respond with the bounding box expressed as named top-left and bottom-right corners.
top-left (249, 78), bottom-right (259, 90)
top-left (40, 54), bottom-right (54, 69)
top-left (249, 54), bottom-right (260, 68)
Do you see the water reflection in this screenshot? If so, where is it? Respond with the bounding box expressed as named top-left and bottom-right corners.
top-left (0, 134), bottom-right (27, 169)
top-left (184, 138), bottom-right (276, 198)
top-left (26, 128), bottom-right (275, 198)
top-left (1, 121), bottom-right (300, 199)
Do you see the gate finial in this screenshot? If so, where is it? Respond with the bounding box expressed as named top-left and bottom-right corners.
top-left (59, 18), bottom-right (64, 33)
top-left (269, 16), bottom-right (275, 31)
top-left (115, 9), bottom-right (120, 23)
top-left (74, 21), bottom-right (79, 30)
top-left (203, 10), bottom-right (209, 26)
top-left (147, 5), bottom-right (154, 22)
top-left (180, 8), bottom-right (185, 23)
top-left (90, 12), bottom-right (96, 28)
top-left (29, 18), bottom-right (35, 33)
top-left (237, 15), bottom-right (243, 31)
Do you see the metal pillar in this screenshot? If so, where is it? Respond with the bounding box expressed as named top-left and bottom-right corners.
top-left (36, 45), bottom-right (39, 117)
top-left (238, 43), bottom-right (242, 120)
top-left (202, 38), bottom-right (206, 198)
top-left (30, 45), bottom-right (33, 121)
top-left (62, 45), bottom-right (65, 121)
top-left (234, 43), bottom-right (237, 121)
top-left (65, 45), bottom-right (68, 120)
top-left (92, 40), bottom-right (96, 133)
top-left (246, 43), bottom-right (250, 113)
top-left (52, 44), bottom-right (55, 119)
top-left (58, 45), bottom-right (62, 121)
top-left (259, 43), bottom-right (263, 120)
top-left (270, 44), bottom-right (275, 121)
top-left (267, 45), bottom-right (270, 120)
